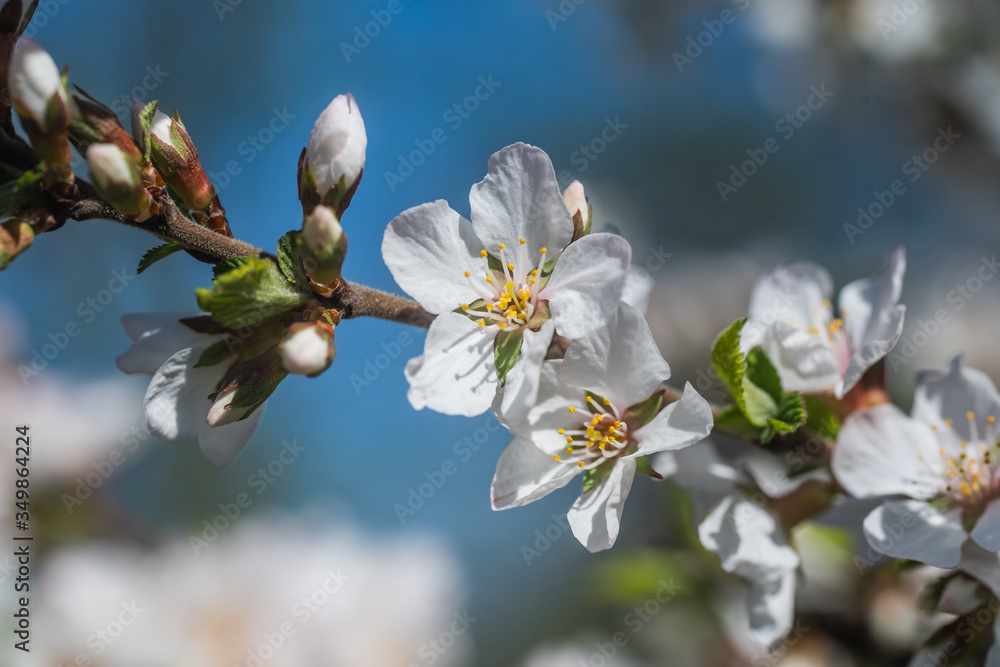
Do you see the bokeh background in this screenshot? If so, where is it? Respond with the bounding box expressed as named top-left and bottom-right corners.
top-left (4, 0), bottom-right (1000, 664)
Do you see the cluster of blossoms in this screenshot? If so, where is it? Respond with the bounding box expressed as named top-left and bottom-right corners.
top-left (10, 4), bottom-right (1000, 659)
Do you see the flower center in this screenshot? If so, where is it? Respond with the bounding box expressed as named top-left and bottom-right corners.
top-left (460, 240), bottom-right (548, 330)
top-left (552, 395), bottom-right (632, 469)
top-left (804, 299), bottom-right (850, 367)
top-left (917, 412), bottom-right (1000, 506)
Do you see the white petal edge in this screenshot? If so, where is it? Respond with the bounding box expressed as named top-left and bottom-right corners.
top-left (631, 382), bottom-right (713, 458)
top-left (862, 500), bottom-right (967, 569)
top-left (567, 458), bottom-right (637, 552)
top-left (491, 436), bottom-right (579, 510)
top-left (197, 403), bottom-right (264, 470)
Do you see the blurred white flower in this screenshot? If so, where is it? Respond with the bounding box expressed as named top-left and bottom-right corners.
top-left (742, 247), bottom-right (906, 399)
top-left (25, 516), bottom-right (470, 667)
top-left (7, 37), bottom-right (64, 129)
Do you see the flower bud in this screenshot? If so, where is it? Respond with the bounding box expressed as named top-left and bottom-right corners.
top-left (133, 102), bottom-right (216, 211)
top-left (8, 37), bottom-right (72, 172)
top-left (563, 180), bottom-right (591, 241)
top-left (86, 143), bottom-right (154, 221)
top-left (207, 347), bottom-right (287, 427)
top-left (302, 93), bottom-right (366, 216)
top-left (301, 205), bottom-right (347, 286)
top-left (69, 87), bottom-right (142, 162)
top-left (278, 322), bottom-right (336, 377)
top-left (0, 219), bottom-right (33, 271)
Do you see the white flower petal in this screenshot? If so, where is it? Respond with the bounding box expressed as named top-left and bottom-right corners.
top-left (746, 570), bottom-right (797, 649)
top-left (760, 322), bottom-right (842, 394)
top-left (631, 382), bottom-right (713, 458)
top-left (117, 312), bottom-right (214, 375)
top-left (468, 143), bottom-right (573, 258)
top-left (621, 266), bottom-right (653, 315)
top-left (404, 312), bottom-right (496, 417)
top-left (838, 246), bottom-right (906, 354)
top-left (959, 540), bottom-right (1000, 598)
top-left (835, 304), bottom-right (905, 399)
top-left (382, 200), bottom-right (483, 314)
top-left (863, 500), bottom-right (966, 568)
top-left (699, 495), bottom-right (799, 581)
top-left (744, 260), bottom-right (833, 352)
top-left (971, 498), bottom-right (1000, 552)
top-left (913, 354), bottom-right (1000, 439)
top-left (519, 361), bottom-right (588, 453)
top-left (559, 302), bottom-right (669, 408)
top-left (832, 403), bottom-right (943, 499)
top-left (567, 458), bottom-right (637, 552)
top-left (542, 233), bottom-right (631, 340)
top-left (654, 441), bottom-right (749, 495)
top-left (196, 405), bottom-right (263, 470)
top-left (143, 346), bottom-right (230, 443)
top-left (491, 437), bottom-right (579, 510)
top-left (493, 321), bottom-right (555, 429)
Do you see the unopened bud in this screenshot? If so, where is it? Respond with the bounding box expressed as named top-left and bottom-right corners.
top-left (563, 180), bottom-right (591, 241)
top-left (301, 205), bottom-right (347, 286)
top-left (278, 322), bottom-right (335, 377)
top-left (0, 219), bottom-right (34, 271)
top-left (69, 87), bottom-right (142, 162)
top-left (8, 37), bottom-right (72, 172)
top-left (301, 93), bottom-right (366, 216)
top-left (133, 102), bottom-right (216, 211)
top-left (207, 347), bottom-right (286, 427)
top-left (86, 143), bottom-right (154, 221)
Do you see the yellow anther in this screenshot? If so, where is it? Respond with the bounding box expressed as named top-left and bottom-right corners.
top-left (519, 238), bottom-right (526, 244)
top-left (553, 455), bottom-right (561, 461)
top-left (485, 276), bottom-right (493, 283)
top-left (568, 406), bottom-right (576, 413)
top-left (498, 243), bottom-right (506, 250)
top-left (945, 419), bottom-right (953, 427)
top-left (949, 469), bottom-right (956, 476)
top-left (540, 247), bottom-right (547, 254)
top-left (586, 396), bottom-right (594, 403)
top-left (464, 271), bottom-right (471, 277)
top-left (558, 428), bottom-right (566, 435)
top-left (990, 416), bottom-right (997, 425)
top-left (598, 443), bottom-right (605, 450)
top-left (577, 461), bottom-right (585, 468)
top-left (948, 459), bottom-right (957, 466)
top-left (531, 269), bottom-right (538, 276)
top-left (828, 319), bottom-right (844, 333)
top-left (566, 437), bottom-right (574, 443)
top-left (968, 412), bottom-right (976, 421)
top-left (962, 442), bottom-right (968, 449)
top-left (603, 398), bottom-right (611, 406)
top-left (497, 322), bottom-right (506, 329)
top-left (566, 447), bottom-right (573, 453)
top-left (608, 435), bottom-right (616, 443)
top-left (931, 424), bottom-right (938, 431)
top-left (486, 304), bottom-right (495, 311)
top-left (477, 320), bottom-right (486, 327)
top-left (507, 263), bottom-right (515, 271)
top-left (530, 278), bottom-right (537, 284)
top-left (821, 299), bottom-right (831, 309)
top-left (806, 326), bottom-right (819, 335)
top-left (480, 249), bottom-right (488, 257)
top-left (461, 304), bottom-right (470, 311)
top-left (939, 448), bottom-right (946, 456)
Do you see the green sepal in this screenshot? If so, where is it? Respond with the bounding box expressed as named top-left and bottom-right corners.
top-left (169, 111), bottom-right (191, 161)
top-left (494, 327), bottom-right (524, 385)
top-left (137, 241), bottom-right (183, 274)
top-left (582, 460), bottom-right (614, 494)
top-left (196, 256), bottom-right (308, 329)
top-left (633, 455), bottom-right (663, 480)
top-left (194, 339), bottom-right (235, 368)
top-left (137, 100), bottom-right (159, 161)
top-left (622, 389), bottom-right (665, 430)
top-left (277, 230), bottom-right (312, 290)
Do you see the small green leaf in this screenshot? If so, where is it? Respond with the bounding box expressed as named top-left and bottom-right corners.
top-left (196, 256), bottom-right (308, 329)
top-left (634, 455), bottom-right (663, 480)
top-left (761, 392), bottom-right (808, 443)
top-left (137, 241), bottom-right (183, 274)
top-left (137, 100), bottom-right (159, 160)
top-left (712, 318), bottom-right (747, 397)
top-left (804, 395), bottom-right (841, 439)
top-left (713, 406), bottom-right (762, 439)
top-left (213, 256), bottom-right (251, 278)
top-left (277, 230), bottom-right (312, 290)
top-left (622, 390), bottom-right (665, 429)
top-left (194, 340), bottom-right (235, 368)
top-left (494, 327), bottom-right (524, 385)
top-left (582, 461), bottom-right (614, 494)
top-left (746, 348), bottom-right (782, 402)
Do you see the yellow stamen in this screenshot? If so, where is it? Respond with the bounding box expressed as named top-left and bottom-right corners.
top-left (477, 320), bottom-right (486, 327)
top-left (553, 455), bottom-right (561, 461)
top-left (577, 462), bottom-right (585, 468)
top-left (603, 398), bottom-right (611, 406)
top-left (507, 263), bottom-right (515, 271)
top-left (498, 243), bottom-right (506, 250)
top-left (558, 429), bottom-right (565, 435)
top-left (945, 419), bottom-right (953, 427)
top-left (968, 412), bottom-right (976, 421)
top-left (519, 238), bottom-right (526, 245)
top-left (568, 406), bottom-right (576, 413)
top-left (540, 247), bottom-right (547, 254)
top-left (461, 304), bottom-right (469, 311)
top-left (480, 249), bottom-right (488, 257)
top-left (464, 271), bottom-right (471, 277)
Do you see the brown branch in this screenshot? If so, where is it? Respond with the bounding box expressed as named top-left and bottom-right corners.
top-left (337, 280), bottom-right (435, 328)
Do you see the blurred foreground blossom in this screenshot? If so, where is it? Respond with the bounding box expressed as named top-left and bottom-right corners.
top-left (24, 515), bottom-right (469, 667)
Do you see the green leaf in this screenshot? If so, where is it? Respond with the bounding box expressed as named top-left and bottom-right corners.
top-left (745, 348), bottom-right (782, 402)
top-left (713, 406), bottom-right (763, 439)
top-left (804, 395), bottom-right (841, 439)
top-left (137, 100), bottom-right (159, 161)
top-left (761, 392), bottom-right (807, 443)
top-left (634, 455), bottom-right (663, 480)
top-left (622, 390), bottom-right (665, 429)
top-left (711, 319), bottom-right (777, 427)
top-left (494, 327), bottom-right (524, 385)
top-left (582, 461), bottom-right (614, 494)
top-left (213, 256), bottom-right (251, 278)
top-left (277, 230), bottom-right (311, 290)
top-left (137, 241), bottom-right (183, 274)
top-left (194, 340), bottom-right (235, 368)
top-left (196, 256), bottom-right (308, 329)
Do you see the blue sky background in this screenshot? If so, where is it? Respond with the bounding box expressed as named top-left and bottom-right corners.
top-left (4, 0), bottom-right (998, 664)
